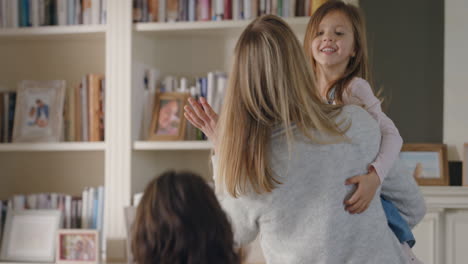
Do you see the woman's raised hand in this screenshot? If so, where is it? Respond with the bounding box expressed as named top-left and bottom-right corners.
top-left (184, 97), bottom-right (219, 147)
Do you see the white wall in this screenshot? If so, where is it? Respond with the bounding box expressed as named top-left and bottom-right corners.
top-left (444, 0), bottom-right (468, 160)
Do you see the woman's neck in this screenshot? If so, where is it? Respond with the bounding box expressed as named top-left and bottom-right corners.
top-left (315, 64), bottom-right (346, 98)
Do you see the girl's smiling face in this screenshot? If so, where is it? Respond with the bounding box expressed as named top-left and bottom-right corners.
top-left (311, 10), bottom-right (356, 72)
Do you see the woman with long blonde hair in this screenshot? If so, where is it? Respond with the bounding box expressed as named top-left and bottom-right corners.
top-left (185, 15), bottom-right (424, 263)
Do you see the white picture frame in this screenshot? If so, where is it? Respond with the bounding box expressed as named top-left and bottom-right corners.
top-left (0, 209), bottom-right (62, 263)
top-left (12, 80), bottom-right (66, 142)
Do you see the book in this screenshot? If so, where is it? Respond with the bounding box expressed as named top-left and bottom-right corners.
top-left (57, 0), bottom-right (67, 26)
top-left (188, 0), bottom-right (195, 21)
top-left (65, 195), bottom-right (72, 228)
top-left (82, 0), bottom-right (92, 24)
top-left (81, 76), bottom-right (89, 141)
top-left (88, 74), bottom-right (104, 142)
top-left (101, 0), bottom-right (107, 24)
top-left (75, 0), bottom-right (82, 24)
top-left (91, 0), bottom-right (100, 24)
top-left (67, 0), bottom-right (75, 25)
top-left (198, 0), bottom-right (210, 21)
top-left (81, 188), bottom-right (88, 228)
top-left (148, 0), bottom-right (159, 21)
top-left (65, 86), bottom-right (76, 141)
top-left (7, 92), bottom-right (16, 143)
top-left (158, 0), bottom-right (166, 22)
top-left (74, 84), bottom-right (82, 141)
top-left (29, 0), bottom-right (40, 27)
top-left (0, 93), bottom-right (3, 141)
top-left (243, 0), bottom-right (250, 19)
top-left (19, 0), bottom-right (30, 27)
top-left (167, 0), bottom-right (178, 22)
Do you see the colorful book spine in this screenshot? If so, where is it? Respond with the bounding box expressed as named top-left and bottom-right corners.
top-left (19, 0), bottom-right (30, 27)
top-left (149, 0), bottom-right (159, 22)
top-left (158, 0), bottom-right (166, 22)
top-left (199, 0), bottom-right (210, 21)
top-left (224, 0), bottom-right (232, 20)
top-left (57, 0), bottom-right (67, 25)
top-left (243, 0), bottom-right (250, 19)
top-left (167, 0), bottom-right (178, 21)
top-left (188, 0), bottom-right (195, 21)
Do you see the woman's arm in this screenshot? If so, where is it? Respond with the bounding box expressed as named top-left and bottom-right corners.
top-left (345, 78), bottom-right (403, 183)
top-left (211, 156), bottom-right (260, 246)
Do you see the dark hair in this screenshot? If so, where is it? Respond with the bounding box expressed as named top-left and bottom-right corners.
top-left (304, 0), bottom-right (372, 104)
top-left (131, 171), bottom-right (239, 264)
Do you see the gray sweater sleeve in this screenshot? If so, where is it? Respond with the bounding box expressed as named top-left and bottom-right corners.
top-left (380, 160), bottom-right (427, 228)
top-left (212, 156), bottom-right (260, 246)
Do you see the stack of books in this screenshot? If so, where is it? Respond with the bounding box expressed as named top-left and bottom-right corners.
top-left (133, 0), bottom-right (329, 22)
top-left (0, 0), bottom-right (107, 28)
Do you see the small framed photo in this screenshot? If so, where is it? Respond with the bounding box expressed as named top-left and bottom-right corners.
top-left (56, 229), bottom-right (99, 264)
top-left (13, 80), bottom-right (66, 142)
top-left (463, 143), bottom-right (468, 186)
top-left (0, 209), bottom-right (62, 263)
top-left (149, 92), bottom-right (189, 141)
top-left (400, 143), bottom-right (449, 186)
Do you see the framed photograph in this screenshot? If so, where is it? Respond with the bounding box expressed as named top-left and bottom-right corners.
top-left (148, 92), bottom-right (189, 141)
top-left (0, 209), bottom-right (62, 263)
top-left (12, 80), bottom-right (66, 142)
top-left (464, 143), bottom-right (468, 186)
top-left (56, 229), bottom-right (99, 264)
top-left (400, 144), bottom-right (449, 186)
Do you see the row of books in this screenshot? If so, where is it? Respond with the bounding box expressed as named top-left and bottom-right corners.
top-left (140, 68), bottom-right (227, 140)
top-left (0, 0), bottom-right (107, 29)
top-left (64, 74), bottom-right (106, 142)
top-left (0, 186), bottom-right (104, 233)
top-left (0, 92), bottom-right (16, 143)
top-left (133, 0), bottom-right (328, 22)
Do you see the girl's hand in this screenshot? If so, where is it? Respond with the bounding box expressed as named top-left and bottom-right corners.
top-left (184, 97), bottom-right (219, 147)
top-left (344, 167), bottom-right (381, 214)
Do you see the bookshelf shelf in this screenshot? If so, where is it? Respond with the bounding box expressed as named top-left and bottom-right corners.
top-left (0, 25), bottom-right (107, 39)
top-left (134, 141), bottom-right (213, 150)
top-left (0, 142), bottom-right (106, 152)
top-left (134, 17), bottom-right (310, 36)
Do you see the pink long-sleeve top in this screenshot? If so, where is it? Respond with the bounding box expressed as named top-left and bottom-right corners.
top-left (340, 77), bottom-right (403, 184)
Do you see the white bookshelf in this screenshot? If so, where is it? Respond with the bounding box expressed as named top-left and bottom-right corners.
top-left (134, 141), bottom-right (213, 150)
top-left (0, 142), bottom-right (106, 152)
top-left (134, 17), bottom-right (310, 36)
top-left (0, 25), bottom-right (106, 39)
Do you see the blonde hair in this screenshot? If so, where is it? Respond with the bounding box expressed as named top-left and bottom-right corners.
top-left (217, 15), bottom-right (348, 197)
top-left (303, 0), bottom-right (371, 104)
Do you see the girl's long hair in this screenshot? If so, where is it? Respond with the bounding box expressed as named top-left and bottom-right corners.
top-left (217, 15), bottom-right (348, 198)
top-left (131, 171), bottom-right (239, 264)
top-left (303, 0), bottom-right (371, 104)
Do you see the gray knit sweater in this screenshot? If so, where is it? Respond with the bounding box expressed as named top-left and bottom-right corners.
top-left (213, 105), bottom-right (426, 264)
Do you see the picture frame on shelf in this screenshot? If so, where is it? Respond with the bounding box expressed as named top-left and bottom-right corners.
top-left (149, 92), bottom-right (189, 141)
top-left (12, 80), bottom-right (66, 143)
top-left (56, 229), bottom-right (99, 264)
top-left (464, 143), bottom-right (468, 186)
top-left (400, 144), bottom-right (449, 186)
top-left (0, 209), bottom-right (62, 263)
